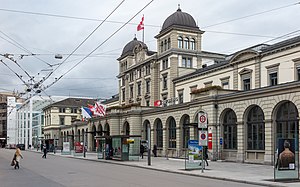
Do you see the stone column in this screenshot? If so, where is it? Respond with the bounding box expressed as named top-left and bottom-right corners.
top-left (264, 119), bottom-right (273, 164)
top-left (236, 121), bottom-right (245, 163)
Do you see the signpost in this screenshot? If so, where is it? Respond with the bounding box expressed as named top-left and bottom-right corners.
top-left (198, 112), bottom-right (208, 173)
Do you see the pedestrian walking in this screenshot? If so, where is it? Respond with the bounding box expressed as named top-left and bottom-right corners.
top-left (152, 144), bottom-right (157, 157)
top-left (42, 144), bottom-right (47, 159)
top-left (13, 146), bottom-right (23, 169)
top-left (140, 144), bottom-right (144, 159)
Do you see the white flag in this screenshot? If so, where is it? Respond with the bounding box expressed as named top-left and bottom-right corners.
top-left (93, 102), bottom-right (106, 116)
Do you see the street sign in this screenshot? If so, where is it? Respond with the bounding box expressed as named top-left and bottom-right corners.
top-left (199, 130), bottom-right (208, 146)
top-left (198, 112), bottom-right (208, 128)
top-left (220, 137), bottom-right (223, 145)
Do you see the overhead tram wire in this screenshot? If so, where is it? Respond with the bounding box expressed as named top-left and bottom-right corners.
top-left (39, 0), bottom-right (125, 86)
top-left (0, 7), bottom-right (160, 29)
top-left (37, 0), bottom-right (154, 98)
top-left (0, 30), bottom-right (52, 67)
top-left (202, 2), bottom-right (300, 29)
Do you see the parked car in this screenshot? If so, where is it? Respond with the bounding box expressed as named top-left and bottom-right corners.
top-left (17, 144), bottom-right (25, 150)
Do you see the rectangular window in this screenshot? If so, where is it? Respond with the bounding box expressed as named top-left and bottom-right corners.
top-left (122, 77), bottom-right (125, 86)
top-left (129, 72), bottom-right (134, 82)
top-left (162, 75), bottom-right (168, 90)
top-left (178, 92), bottom-right (183, 104)
top-left (269, 72), bottom-right (278, 86)
top-left (71, 108), bottom-right (77, 114)
top-left (130, 85), bottom-right (133, 98)
top-left (222, 81), bottom-right (229, 89)
top-left (297, 68), bottom-right (300, 81)
top-left (145, 64), bottom-right (151, 75)
top-left (162, 59), bottom-right (168, 70)
top-left (59, 108), bottom-right (65, 113)
top-left (137, 82), bottom-right (141, 96)
top-left (182, 58), bottom-right (186, 67)
top-left (182, 57), bottom-right (192, 68)
top-left (146, 79), bottom-right (150, 93)
top-left (122, 89), bottom-right (125, 102)
top-left (59, 117), bottom-right (65, 126)
top-left (243, 78), bottom-right (251, 90)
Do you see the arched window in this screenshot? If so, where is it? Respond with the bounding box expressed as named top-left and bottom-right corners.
top-left (143, 121), bottom-right (150, 140)
top-left (124, 122), bottom-right (130, 135)
top-left (223, 109), bottom-right (237, 149)
top-left (160, 41), bottom-right (164, 53)
top-left (168, 118), bottom-right (176, 148)
top-left (276, 101), bottom-right (299, 139)
top-left (178, 36), bottom-right (183, 48)
top-left (156, 120), bottom-right (163, 148)
top-left (190, 38), bottom-right (195, 50)
top-left (182, 115), bottom-right (190, 148)
top-left (167, 38), bottom-right (171, 49)
top-left (184, 37), bottom-right (189, 49)
top-left (247, 106), bottom-right (265, 150)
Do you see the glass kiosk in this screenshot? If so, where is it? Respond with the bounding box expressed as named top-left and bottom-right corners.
top-left (96, 135), bottom-right (141, 161)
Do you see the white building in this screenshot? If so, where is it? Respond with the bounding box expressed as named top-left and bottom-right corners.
top-left (16, 96), bottom-right (66, 149)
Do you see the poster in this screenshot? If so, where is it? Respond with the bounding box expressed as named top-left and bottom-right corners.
top-left (276, 139), bottom-right (295, 170)
top-left (75, 142), bottom-right (83, 153)
top-left (185, 140), bottom-right (202, 170)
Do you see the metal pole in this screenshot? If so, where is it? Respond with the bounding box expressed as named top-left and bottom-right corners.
top-left (83, 132), bottom-right (86, 158)
top-left (147, 125), bottom-right (151, 166)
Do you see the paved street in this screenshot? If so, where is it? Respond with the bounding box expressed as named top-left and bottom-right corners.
top-left (0, 148), bottom-right (272, 187)
top-left (0, 149), bottom-right (300, 187)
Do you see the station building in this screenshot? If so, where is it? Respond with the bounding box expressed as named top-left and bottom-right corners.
top-left (48, 7), bottom-right (300, 165)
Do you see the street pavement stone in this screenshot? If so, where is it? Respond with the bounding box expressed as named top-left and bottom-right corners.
top-left (33, 150), bottom-right (300, 187)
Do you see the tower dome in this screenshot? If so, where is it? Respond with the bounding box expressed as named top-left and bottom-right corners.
top-left (161, 7), bottom-right (198, 32)
top-left (119, 37), bottom-right (147, 59)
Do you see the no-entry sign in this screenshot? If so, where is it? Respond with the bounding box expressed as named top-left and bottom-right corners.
top-left (198, 112), bottom-right (208, 128)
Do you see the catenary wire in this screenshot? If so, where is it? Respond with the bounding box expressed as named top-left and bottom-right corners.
top-left (39, 0), bottom-right (154, 96)
top-left (39, 0), bottom-right (125, 86)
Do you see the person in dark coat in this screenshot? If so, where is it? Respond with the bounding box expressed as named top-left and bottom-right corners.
top-left (152, 144), bottom-right (157, 157)
top-left (140, 144), bottom-right (144, 159)
top-left (203, 146), bottom-right (209, 166)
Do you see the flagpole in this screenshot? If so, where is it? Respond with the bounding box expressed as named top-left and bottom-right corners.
top-left (142, 15), bottom-right (145, 43)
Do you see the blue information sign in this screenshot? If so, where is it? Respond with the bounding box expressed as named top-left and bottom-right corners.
top-left (220, 138), bottom-right (223, 145)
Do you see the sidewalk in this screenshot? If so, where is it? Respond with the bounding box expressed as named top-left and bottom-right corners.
top-left (37, 150), bottom-right (299, 187)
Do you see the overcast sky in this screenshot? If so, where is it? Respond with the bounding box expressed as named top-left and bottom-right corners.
top-left (0, 0), bottom-right (300, 100)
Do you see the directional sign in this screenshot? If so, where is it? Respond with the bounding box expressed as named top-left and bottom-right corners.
top-left (199, 130), bottom-right (208, 146)
top-left (198, 112), bottom-right (208, 129)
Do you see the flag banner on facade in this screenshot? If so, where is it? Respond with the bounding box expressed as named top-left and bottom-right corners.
top-left (93, 102), bottom-right (106, 117)
top-left (137, 15), bottom-right (144, 31)
top-left (81, 107), bottom-right (92, 119)
top-left (154, 100), bottom-right (162, 107)
top-left (87, 104), bottom-right (95, 115)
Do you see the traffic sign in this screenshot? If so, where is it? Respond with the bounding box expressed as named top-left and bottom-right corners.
top-left (198, 112), bottom-right (208, 128)
top-left (199, 130), bottom-right (208, 146)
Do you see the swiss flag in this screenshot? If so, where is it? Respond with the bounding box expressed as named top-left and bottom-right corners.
top-left (137, 16), bottom-right (144, 31)
top-left (154, 100), bottom-right (162, 107)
